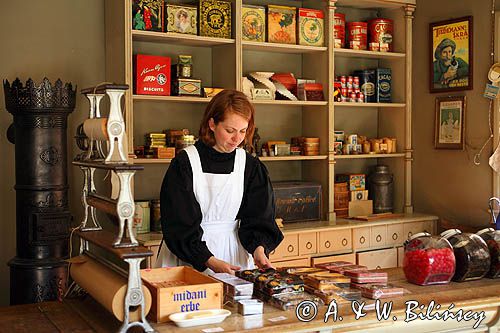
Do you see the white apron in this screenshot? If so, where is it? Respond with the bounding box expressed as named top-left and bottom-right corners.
top-left (155, 145), bottom-right (255, 274)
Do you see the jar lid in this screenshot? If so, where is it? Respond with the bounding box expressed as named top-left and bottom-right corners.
top-left (440, 229), bottom-right (461, 239)
top-left (403, 231), bottom-right (430, 247)
top-left (477, 227), bottom-right (495, 236)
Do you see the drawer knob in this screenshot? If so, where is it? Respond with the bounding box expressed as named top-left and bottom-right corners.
top-left (376, 265), bottom-right (382, 269)
top-left (392, 233), bottom-right (398, 241)
top-left (376, 235), bottom-right (382, 242)
top-left (408, 231), bottom-right (413, 238)
top-left (325, 241), bottom-right (331, 249)
top-left (360, 236), bottom-right (366, 244)
top-left (287, 245), bottom-right (294, 253)
top-left (342, 238), bottom-right (348, 246)
top-left (306, 242), bottom-right (313, 250)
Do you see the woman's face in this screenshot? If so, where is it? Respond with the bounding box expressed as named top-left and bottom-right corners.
top-left (209, 112), bottom-right (249, 153)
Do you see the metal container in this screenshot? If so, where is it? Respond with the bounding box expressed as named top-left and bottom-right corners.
top-left (368, 18), bottom-right (394, 51)
top-left (369, 165), bottom-right (393, 213)
top-left (333, 13), bottom-right (346, 48)
top-left (354, 69), bottom-right (376, 103)
top-left (347, 21), bottom-right (367, 50)
top-left (4, 78), bottom-right (76, 304)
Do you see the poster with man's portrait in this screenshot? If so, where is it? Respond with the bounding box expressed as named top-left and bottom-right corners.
top-left (430, 16), bottom-right (473, 93)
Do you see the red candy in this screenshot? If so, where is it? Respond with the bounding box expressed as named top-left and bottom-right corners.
top-left (403, 248), bottom-right (455, 285)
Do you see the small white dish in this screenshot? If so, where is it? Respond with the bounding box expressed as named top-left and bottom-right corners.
top-left (169, 309), bottom-right (231, 328)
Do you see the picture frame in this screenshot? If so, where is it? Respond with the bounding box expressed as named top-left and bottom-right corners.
top-left (434, 96), bottom-right (466, 149)
top-left (430, 16), bottom-right (473, 93)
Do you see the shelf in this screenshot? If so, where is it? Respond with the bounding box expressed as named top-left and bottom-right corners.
top-left (242, 41), bottom-right (327, 54)
top-left (132, 30), bottom-right (235, 47)
top-left (133, 95), bottom-right (211, 103)
top-left (334, 48), bottom-right (405, 60)
top-left (334, 102), bottom-right (406, 108)
top-left (336, 0), bottom-right (415, 9)
top-left (335, 153), bottom-right (405, 160)
top-left (253, 100), bottom-right (327, 106)
top-left (134, 158), bottom-right (172, 164)
top-left (260, 155), bottom-right (328, 162)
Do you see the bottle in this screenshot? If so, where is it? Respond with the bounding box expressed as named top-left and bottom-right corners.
top-left (369, 165), bottom-right (393, 213)
top-left (441, 229), bottom-right (491, 282)
top-left (476, 228), bottom-right (500, 278)
top-left (403, 232), bottom-right (455, 285)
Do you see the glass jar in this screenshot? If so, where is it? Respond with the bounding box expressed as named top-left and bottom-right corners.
top-left (476, 228), bottom-right (500, 278)
top-left (441, 229), bottom-right (491, 282)
top-left (403, 232), bottom-right (455, 285)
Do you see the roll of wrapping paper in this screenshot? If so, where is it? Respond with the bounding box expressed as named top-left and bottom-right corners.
top-left (83, 118), bottom-right (108, 140)
top-left (69, 255), bottom-right (152, 321)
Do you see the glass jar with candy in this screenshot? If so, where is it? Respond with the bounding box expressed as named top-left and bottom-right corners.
top-left (403, 232), bottom-right (455, 285)
top-left (441, 229), bottom-right (491, 282)
top-left (476, 228), bottom-right (500, 278)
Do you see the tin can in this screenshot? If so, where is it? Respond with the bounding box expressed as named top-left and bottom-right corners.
top-left (357, 92), bottom-right (364, 103)
top-left (150, 199), bottom-right (161, 231)
top-left (347, 22), bottom-right (367, 50)
top-left (368, 18), bottom-right (394, 52)
top-left (340, 75), bottom-right (347, 88)
top-left (347, 76), bottom-right (353, 89)
top-left (353, 76), bottom-right (360, 89)
top-left (349, 91), bottom-right (357, 102)
top-left (334, 13), bottom-right (346, 48)
top-left (341, 87), bottom-right (348, 97)
top-left (354, 69), bottom-right (376, 103)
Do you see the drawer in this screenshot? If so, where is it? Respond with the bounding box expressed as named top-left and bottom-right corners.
top-left (352, 227), bottom-right (370, 250)
top-left (397, 246), bottom-right (404, 267)
top-left (272, 257), bottom-right (310, 268)
top-left (311, 253), bottom-right (356, 266)
top-left (387, 224), bottom-right (404, 246)
top-left (356, 248), bottom-right (398, 269)
top-left (299, 232), bottom-right (317, 255)
top-left (370, 225), bottom-right (387, 247)
top-left (318, 229), bottom-right (352, 253)
top-left (403, 222), bottom-right (425, 240)
top-left (270, 234), bottom-right (299, 260)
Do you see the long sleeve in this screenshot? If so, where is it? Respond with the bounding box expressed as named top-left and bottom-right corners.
top-left (237, 156), bottom-right (284, 256)
top-left (160, 151), bottom-right (213, 272)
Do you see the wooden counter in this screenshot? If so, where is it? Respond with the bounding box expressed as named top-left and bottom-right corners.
top-left (7, 268), bottom-right (497, 333)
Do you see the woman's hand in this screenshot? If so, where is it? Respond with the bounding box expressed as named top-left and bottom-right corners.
top-left (253, 246), bottom-right (273, 269)
top-left (206, 256), bottom-right (241, 274)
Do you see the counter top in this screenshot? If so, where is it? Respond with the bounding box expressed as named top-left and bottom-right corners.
top-left (57, 267), bottom-right (499, 333)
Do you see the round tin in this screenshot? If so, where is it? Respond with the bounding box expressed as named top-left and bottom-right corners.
top-left (368, 18), bottom-right (394, 52)
top-left (334, 13), bottom-right (346, 48)
top-left (347, 22), bottom-right (368, 50)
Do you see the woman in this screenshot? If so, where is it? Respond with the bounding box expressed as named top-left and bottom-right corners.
top-left (156, 89), bottom-right (283, 274)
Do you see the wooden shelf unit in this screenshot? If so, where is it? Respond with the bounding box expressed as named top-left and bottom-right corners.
top-left (105, 0), bottom-right (416, 221)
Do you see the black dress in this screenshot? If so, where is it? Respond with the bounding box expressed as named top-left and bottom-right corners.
top-left (160, 140), bottom-right (284, 272)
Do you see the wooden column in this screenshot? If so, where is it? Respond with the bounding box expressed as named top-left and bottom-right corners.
top-left (328, 0), bottom-right (337, 221)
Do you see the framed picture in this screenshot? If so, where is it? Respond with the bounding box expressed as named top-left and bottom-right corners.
top-left (430, 16), bottom-right (473, 93)
top-left (434, 96), bottom-right (466, 149)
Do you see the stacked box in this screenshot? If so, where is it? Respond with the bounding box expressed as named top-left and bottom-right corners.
top-left (297, 8), bottom-right (324, 46)
top-left (132, 0), bottom-right (164, 32)
top-left (273, 181), bottom-right (322, 223)
top-left (134, 54), bottom-right (171, 96)
top-left (376, 68), bottom-right (392, 103)
top-left (267, 5), bottom-right (296, 44)
top-left (165, 4), bottom-right (197, 35)
top-left (199, 0), bottom-right (232, 39)
top-left (242, 5), bottom-right (266, 42)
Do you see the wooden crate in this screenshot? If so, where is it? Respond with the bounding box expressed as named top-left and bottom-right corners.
top-left (141, 266), bottom-right (223, 323)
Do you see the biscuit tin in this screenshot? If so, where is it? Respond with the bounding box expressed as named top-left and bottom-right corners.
top-left (267, 5), bottom-right (296, 44)
top-left (199, 0), bottom-right (232, 39)
top-left (298, 8), bottom-right (324, 46)
top-left (166, 4), bottom-right (197, 35)
top-left (132, 0), bottom-right (164, 32)
top-left (242, 5), bottom-right (266, 42)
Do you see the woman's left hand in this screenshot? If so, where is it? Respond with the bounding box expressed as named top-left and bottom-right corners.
top-left (253, 246), bottom-right (273, 269)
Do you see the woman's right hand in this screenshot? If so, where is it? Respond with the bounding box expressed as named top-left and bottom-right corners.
top-left (206, 256), bottom-right (241, 274)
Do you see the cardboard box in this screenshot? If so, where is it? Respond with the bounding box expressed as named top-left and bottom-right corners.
top-left (134, 201), bottom-right (150, 234)
top-left (165, 4), bottom-right (197, 35)
top-left (273, 181), bottom-right (322, 222)
top-left (267, 5), bottom-right (296, 44)
top-left (132, 0), bottom-right (164, 32)
top-left (199, 0), bottom-right (232, 39)
top-left (134, 54), bottom-right (171, 96)
top-left (242, 5), bottom-right (266, 42)
top-left (297, 8), bottom-right (324, 46)
top-left (141, 266), bottom-right (223, 323)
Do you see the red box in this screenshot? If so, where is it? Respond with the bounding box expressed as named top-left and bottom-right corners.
top-left (134, 54), bottom-right (171, 95)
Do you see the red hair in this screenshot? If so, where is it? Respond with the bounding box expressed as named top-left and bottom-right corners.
top-left (199, 89), bottom-right (255, 149)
